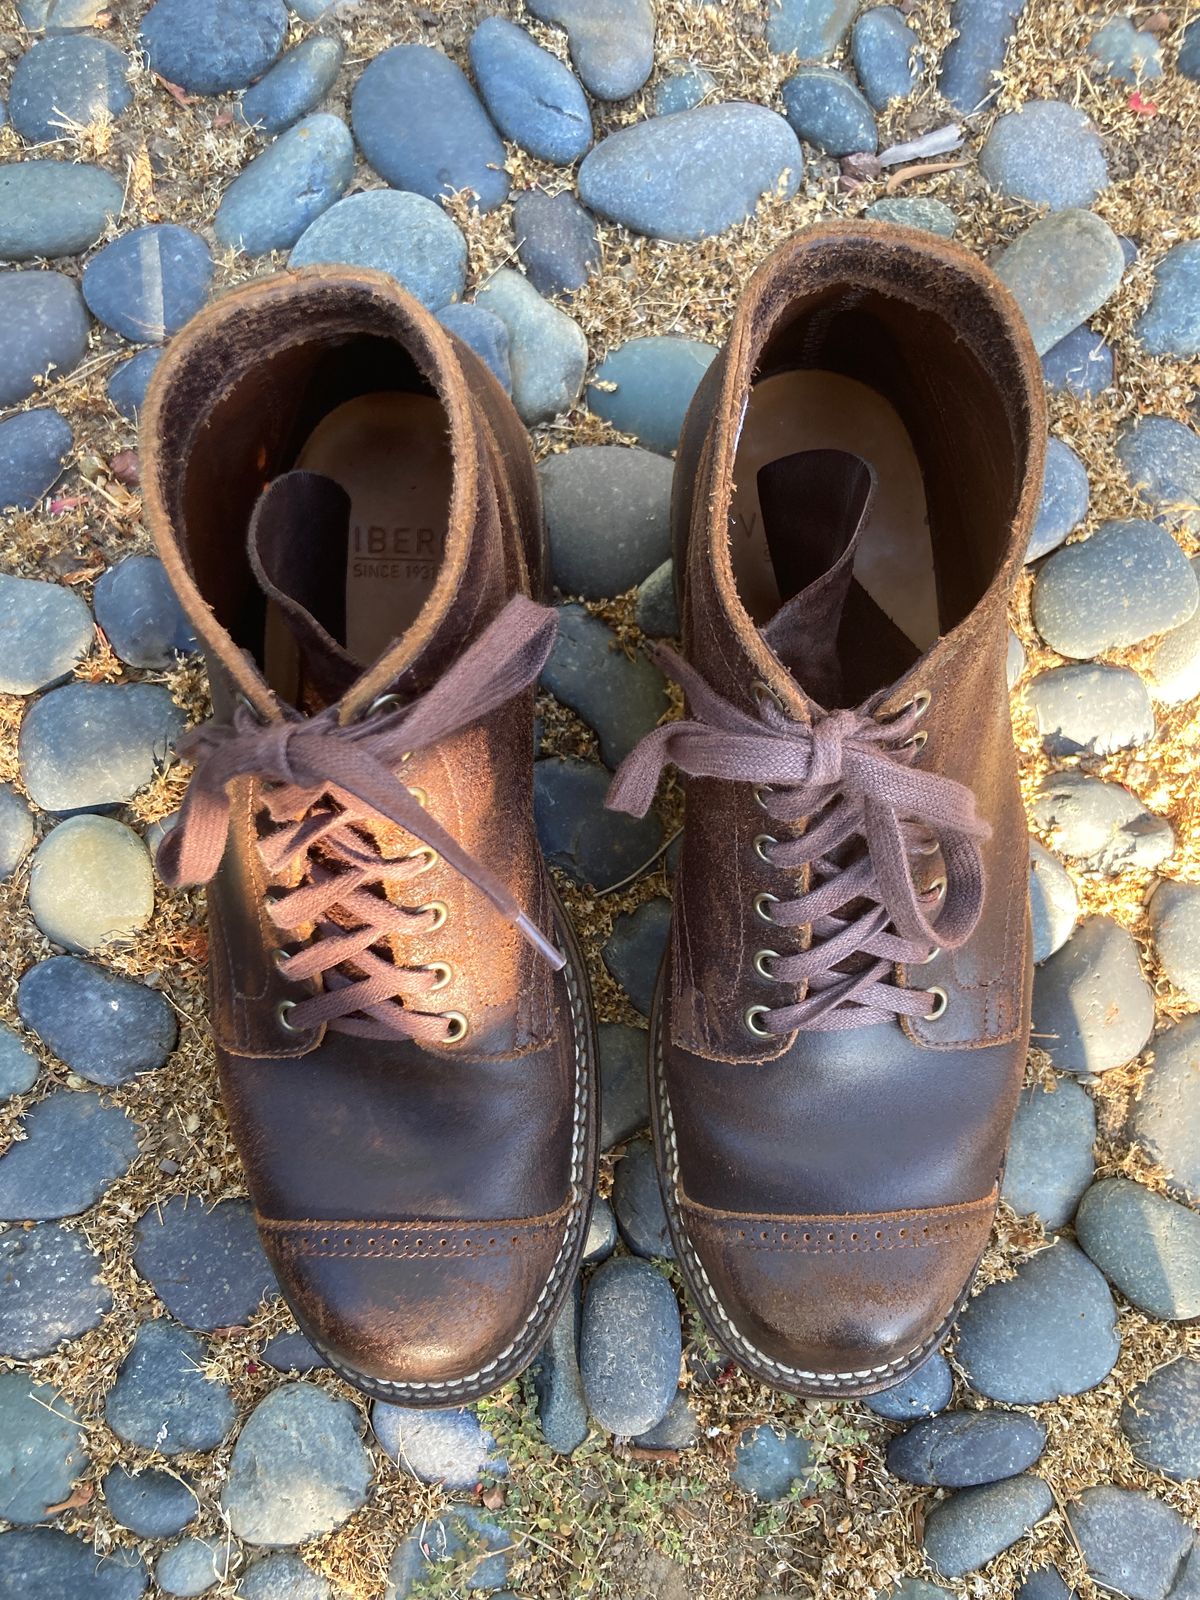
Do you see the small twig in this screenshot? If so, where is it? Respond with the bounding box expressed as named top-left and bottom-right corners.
top-left (884, 159), bottom-right (970, 195)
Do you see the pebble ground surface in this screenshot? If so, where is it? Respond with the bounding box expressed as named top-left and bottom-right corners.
top-left (1, 1), bottom-right (1199, 1598)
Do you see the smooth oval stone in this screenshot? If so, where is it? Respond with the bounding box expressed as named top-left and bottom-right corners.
top-left (995, 209), bottom-right (1125, 356)
top-left (731, 1423), bottom-right (815, 1499)
top-left (133, 1195), bottom-right (277, 1331)
top-left (1076, 1177), bottom-right (1200, 1320)
top-left (653, 65), bottom-right (716, 116)
top-left (1121, 1357), bottom-right (1200, 1482)
top-left (0, 270), bottom-right (90, 408)
top-left (474, 268), bottom-right (587, 425)
top-left (371, 1403), bottom-right (504, 1489)
top-left (352, 45), bottom-right (509, 212)
top-left (260, 1330), bottom-right (326, 1373)
top-left (1031, 771), bottom-right (1174, 874)
top-left (541, 444), bottom-right (673, 597)
top-left (238, 1555), bottom-right (331, 1600)
top-left (580, 1256), bottom-right (680, 1435)
top-left (1002, 1077), bottom-right (1095, 1229)
top-left (1131, 1017), bottom-right (1200, 1203)
top-left (612, 1136), bottom-right (673, 1259)
top-left (0, 1023), bottom-right (37, 1097)
top-left (1029, 839), bottom-right (1076, 963)
top-left (1025, 664), bottom-right (1154, 758)
top-left (1183, 16), bottom-right (1200, 80)
top-left (0, 160), bottom-right (122, 261)
top-left (387, 1508), bottom-right (516, 1598)
top-left (107, 348), bottom-right (164, 420)
top-left (865, 1352), bottom-right (954, 1420)
top-left (767, 0), bottom-right (858, 58)
top-left (1147, 556), bottom-right (1200, 703)
top-left (578, 103), bottom-right (804, 243)
top-left (0, 410), bottom-right (73, 513)
top-left (598, 1021), bottom-right (650, 1149)
top-left (18, 954), bottom-right (176, 1086)
top-left (1136, 241), bottom-right (1200, 359)
top-left (93, 554), bottom-right (198, 670)
top-left (290, 189), bottom-right (467, 311)
top-left (938, 0), bottom-right (1028, 109)
top-left (1089, 15), bottom-right (1163, 81)
top-left (534, 757), bottom-right (663, 891)
top-left (525, 0), bottom-right (655, 100)
top-left (1149, 883), bottom-right (1200, 1005)
top-left (103, 1465), bottom-right (199, 1539)
top-left (0, 1529), bottom-right (146, 1600)
top-left (637, 560), bottom-right (680, 638)
top-left (0, 1374), bottom-right (88, 1525)
top-left (584, 1195), bottom-right (617, 1263)
top-left (512, 189), bottom-right (599, 298)
top-left (1016, 1567), bottom-right (1076, 1600)
top-left (589, 336), bottom-right (716, 457)
top-left (852, 6), bottom-right (919, 106)
top-left (469, 17), bottom-right (591, 164)
top-left (223, 1383), bottom-right (372, 1546)
top-left (82, 224), bottom-right (212, 343)
top-left (156, 1534), bottom-right (241, 1598)
top-left (531, 1283), bottom-right (588, 1454)
top-left (866, 196), bottom-right (957, 236)
top-left (19, 681), bottom-right (186, 814)
top-left (1026, 436), bottom-right (1089, 561)
top-left (1116, 414), bottom-right (1200, 534)
top-left (0, 572), bottom-right (92, 693)
top-left (1033, 915), bottom-right (1154, 1076)
top-left (0, 788), bottom-right (34, 883)
top-left (1041, 322), bottom-right (1114, 395)
top-left (634, 1391), bottom-right (698, 1451)
top-left (1067, 1486), bottom-right (1193, 1600)
top-left (603, 898), bottom-right (671, 1016)
top-left (8, 34), bottom-right (131, 142)
top-left (886, 1409), bottom-right (1046, 1488)
top-left (979, 101), bottom-right (1108, 211)
top-left (105, 1319), bottom-right (237, 1454)
top-left (29, 816), bottom-right (154, 951)
top-left (140, 0), bottom-right (287, 94)
top-left (435, 303), bottom-right (511, 391)
top-left (924, 1475), bottom-right (1053, 1579)
top-left (955, 1238), bottom-right (1120, 1403)
top-left (20, 0), bottom-right (112, 27)
top-left (0, 1221), bottom-right (111, 1358)
top-left (240, 36), bottom-right (343, 134)
top-left (782, 66), bottom-right (878, 156)
top-left (214, 114), bottom-right (354, 255)
top-left (1032, 520), bottom-right (1197, 657)
top-left (0, 1088), bottom-right (139, 1220)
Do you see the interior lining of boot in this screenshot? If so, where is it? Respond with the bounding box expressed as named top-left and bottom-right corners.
top-left (730, 287), bottom-right (1019, 707)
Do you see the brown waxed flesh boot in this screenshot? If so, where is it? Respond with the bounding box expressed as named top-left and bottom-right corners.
top-left (142, 267), bottom-right (597, 1405)
top-left (608, 223), bottom-right (1045, 1397)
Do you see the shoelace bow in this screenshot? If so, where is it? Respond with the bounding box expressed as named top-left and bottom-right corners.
top-left (607, 646), bottom-right (991, 1032)
top-left (157, 594), bottom-right (563, 1045)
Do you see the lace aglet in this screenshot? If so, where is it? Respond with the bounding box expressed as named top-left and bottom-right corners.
top-left (516, 912), bottom-right (567, 971)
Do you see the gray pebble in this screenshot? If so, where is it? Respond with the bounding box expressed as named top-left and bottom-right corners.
top-left (852, 7), bottom-right (919, 107)
top-left (534, 757), bottom-right (663, 891)
top-left (260, 1330), bottom-right (326, 1373)
top-left (979, 101), bottom-right (1108, 211)
top-left (995, 209), bottom-right (1125, 356)
top-left (0, 160), bottom-right (122, 261)
top-left (0, 788), bottom-right (34, 882)
top-left (583, 1196), bottom-right (617, 1263)
top-left (782, 66), bottom-right (878, 156)
top-left (156, 1536), bottom-right (241, 1598)
top-left (0, 269), bottom-right (89, 408)
top-left (653, 65), bottom-right (716, 116)
top-left (94, 554), bottom-right (198, 670)
top-left (1033, 520), bottom-right (1197, 657)
top-left (1136, 241), bottom-right (1200, 359)
top-left (1115, 414), bottom-right (1200, 535)
top-left (603, 897), bottom-right (671, 1015)
top-left (599, 1020), bottom-right (650, 1148)
top-left (612, 1135), bottom-right (673, 1259)
top-left (18, 954), bottom-right (176, 1086)
top-left (0, 573), bottom-right (92, 695)
top-left (237, 1554), bottom-right (331, 1600)
top-left (291, 190), bottom-right (467, 311)
top-left (372, 1402), bottom-right (504, 1489)
top-left (865, 1352), bottom-right (954, 1420)
top-left (525, 0), bottom-right (655, 101)
top-left (1024, 664), bottom-right (1155, 758)
top-left (924, 1475), bottom-right (1053, 1579)
top-left (19, 681), bottom-right (185, 814)
top-left (0, 1088), bottom-right (140, 1221)
top-left (1148, 882), bottom-right (1200, 1005)
top-left (580, 1256), bottom-right (680, 1435)
top-left (588, 336), bottom-right (717, 457)
top-left (541, 604), bottom-right (669, 769)
top-left (1076, 1177), bottom-right (1200, 1321)
top-left (1182, 17), bottom-right (1200, 81)
top-left (637, 561), bottom-right (681, 637)
top-left (105, 1319), bottom-right (238, 1454)
top-left (19, 0), bottom-right (112, 27)
top-left (1029, 838), bottom-right (1076, 962)
top-left (1147, 556), bottom-right (1200, 704)
top-left (0, 410), bottom-right (73, 513)
top-left (475, 268), bottom-right (587, 425)
top-left (29, 816), bottom-right (153, 951)
top-left (938, 0), bottom-right (1028, 110)
top-left (633, 1391), bottom-right (698, 1450)
top-left (0, 1221), bottom-right (112, 1358)
top-left (865, 197), bottom-right (958, 237)
top-left (133, 1195), bottom-right (278, 1331)
top-left (82, 224), bottom-right (213, 343)
top-left (512, 190), bottom-right (599, 299)
top-left (1026, 436), bottom-right (1089, 561)
top-left (541, 444), bottom-right (673, 597)
top-left (531, 1284), bottom-right (588, 1454)
top-left (886, 1409), bottom-right (1046, 1487)
top-left (578, 104), bottom-right (803, 243)
top-left (1040, 323), bottom-right (1114, 396)
top-left (469, 17), bottom-right (591, 164)
top-left (955, 1238), bottom-right (1120, 1403)
top-left (107, 348), bottom-right (164, 420)
top-left (215, 114), bottom-right (354, 256)
top-left (1031, 771), bottom-right (1174, 875)
top-left (0, 1374), bottom-right (88, 1525)
top-left (0, 1023), bottom-right (37, 1097)
top-left (1002, 1077), bottom-right (1095, 1229)
top-left (241, 36), bottom-right (344, 134)
top-left (103, 1465), bottom-right (198, 1539)
top-left (8, 34), bottom-right (131, 142)
top-left (139, 0), bottom-right (287, 95)
top-left (731, 1423), bottom-right (816, 1500)
top-left (223, 1383), bottom-right (372, 1546)
top-left (1088, 16), bottom-right (1163, 82)
top-left (1067, 1486), bottom-right (1193, 1600)
top-left (1033, 915), bottom-right (1154, 1075)
top-left (1016, 1568), bottom-right (1076, 1600)
top-left (436, 303), bottom-right (512, 391)
top-left (1130, 1017), bottom-right (1200, 1202)
top-left (1121, 1357), bottom-right (1200, 1483)
top-left (0, 1530), bottom-right (146, 1600)
top-left (767, 0), bottom-right (858, 59)
top-left (387, 1508), bottom-right (516, 1599)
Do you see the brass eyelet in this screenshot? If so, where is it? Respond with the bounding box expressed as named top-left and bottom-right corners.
top-left (925, 875), bottom-right (947, 902)
top-left (271, 947), bottom-right (291, 973)
top-left (901, 729), bottom-right (929, 751)
top-left (423, 961), bottom-right (453, 991)
top-left (923, 986), bottom-right (948, 1021)
top-left (277, 999), bottom-right (300, 1033)
top-left (754, 949), bottom-right (781, 980)
top-left (443, 1011), bottom-right (469, 1043)
top-left (744, 1004), bottom-right (773, 1037)
top-left (408, 786), bottom-right (428, 809)
top-left (901, 689), bottom-right (931, 719)
top-left (422, 900), bottom-right (449, 931)
top-left (367, 692), bottom-right (404, 718)
top-left (753, 784), bottom-right (773, 810)
top-left (753, 892), bottom-right (780, 923)
top-left (753, 833), bottom-right (778, 863)
top-left (752, 680), bottom-right (784, 715)
top-left (235, 691), bottom-right (269, 725)
top-left (407, 846), bottom-right (438, 874)
top-left (915, 945), bottom-right (942, 966)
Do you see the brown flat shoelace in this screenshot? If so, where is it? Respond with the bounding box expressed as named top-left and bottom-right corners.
top-left (608, 646), bottom-right (991, 1033)
top-left (158, 595), bottom-right (563, 1045)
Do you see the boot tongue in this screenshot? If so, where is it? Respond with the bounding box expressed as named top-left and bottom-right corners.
top-left (247, 471), bottom-right (361, 707)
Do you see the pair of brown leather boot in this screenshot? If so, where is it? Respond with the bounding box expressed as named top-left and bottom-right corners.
top-left (143, 222), bottom-right (1043, 1406)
